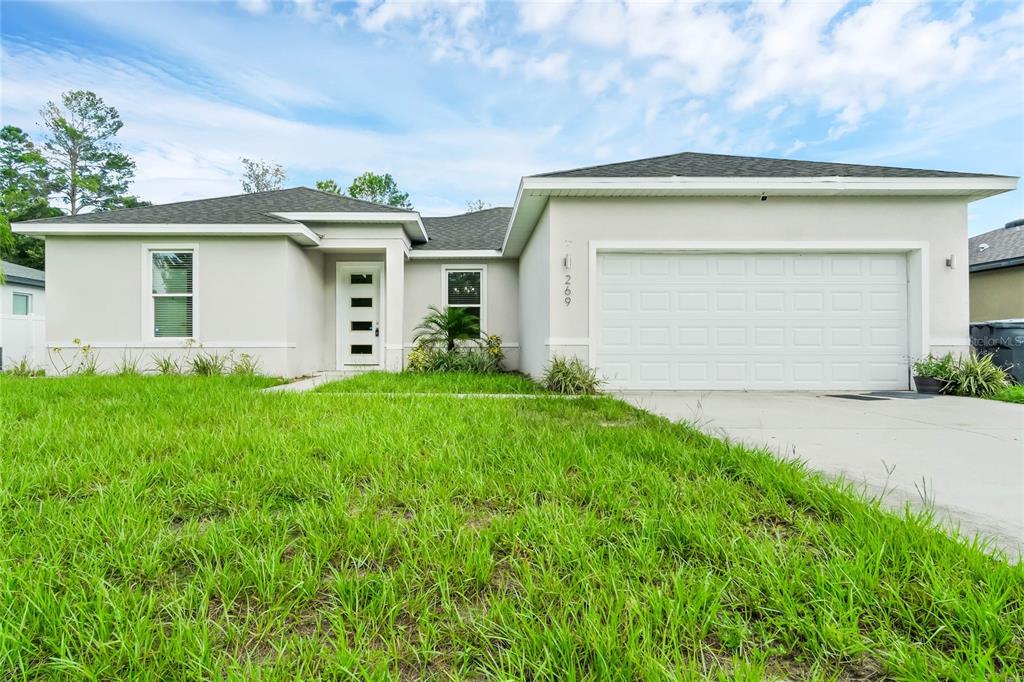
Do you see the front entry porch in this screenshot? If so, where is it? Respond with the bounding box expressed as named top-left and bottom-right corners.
top-left (322, 241), bottom-right (406, 372)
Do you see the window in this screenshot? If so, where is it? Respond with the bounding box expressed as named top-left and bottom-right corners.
top-left (151, 251), bottom-right (193, 337)
top-left (444, 267), bottom-right (485, 329)
top-left (350, 274), bottom-right (373, 284)
top-left (12, 293), bottom-right (31, 316)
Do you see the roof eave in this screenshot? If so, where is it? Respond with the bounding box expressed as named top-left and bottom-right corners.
top-left (11, 222), bottom-right (322, 246)
top-left (269, 211), bottom-right (428, 243)
top-left (4, 274), bottom-right (45, 287)
top-left (970, 256), bottom-right (1024, 272)
top-left (500, 175), bottom-right (1020, 257)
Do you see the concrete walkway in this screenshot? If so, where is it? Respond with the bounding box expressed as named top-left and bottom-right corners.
top-left (263, 371), bottom-right (358, 393)
top-left (619, 390), bottom-right (1024, 558)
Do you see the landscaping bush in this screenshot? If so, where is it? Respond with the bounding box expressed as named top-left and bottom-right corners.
top-left (230, 352), bottom-right (262, 376)
top-left (945, 351), bottom-right (1011, 398)
top-left (3, 358), bottom-right (43, 377)
top-left (151, 354), bottom-right (181, 375)
top-left (414, 305), bottom-right (482, 351)
top-left (189, 352), bottom-right (229, 376)
top-left (913, 353), bottom-right (955, 380)
top-left (543, 356), bottom-right (603, 395)
top-left (913, 351), bottom-right (1011, 398)
top-left (407, 344), bottom-right (499, 373)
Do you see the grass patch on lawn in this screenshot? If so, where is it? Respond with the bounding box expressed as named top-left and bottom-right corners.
top-left (991, 385), bottom-right (1024, 404)
top-left (1, 375), bottom-right (1022, 679)
top-left (317, 370), bottom-right (545, 394)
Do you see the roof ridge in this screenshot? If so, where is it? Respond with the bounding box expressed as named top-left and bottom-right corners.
top-left (533, 150), bottom-right (1009, 179)
top-left (295, 186), bottom-right (420, 213)
top-left (423, 206), bottom-right (512, 219)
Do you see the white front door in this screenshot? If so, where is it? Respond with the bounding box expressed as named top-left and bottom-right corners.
top-left (338, 263), bottom-right (383, 367)
top-left (594, 252), bottom-right (910, 390)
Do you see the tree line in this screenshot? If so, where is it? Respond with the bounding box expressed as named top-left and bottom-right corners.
top-left (1, 90), bottom-right (147, 270)
top-left (2, 89), bottom-right (492, 273)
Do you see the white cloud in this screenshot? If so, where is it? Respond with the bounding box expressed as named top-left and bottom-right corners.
top-left (524, 52), bottom-right (569, 81)
top-left (579, 60), bottom-right (625, 96)
top-left (237, 0), bottom-right (271, 16)
top-left (517, 0), bottom-right (574, 32)
top-left (732, 0), bottom-right (1003, 134)
top-left (0, 41), bottom-right (558, 213)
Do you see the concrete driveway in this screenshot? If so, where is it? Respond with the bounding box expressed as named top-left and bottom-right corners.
top-left (618, 391), bottom-right (1024, 558)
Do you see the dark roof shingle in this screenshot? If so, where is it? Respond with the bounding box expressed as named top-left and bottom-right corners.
top-left (21, 187), bottom-right (405, 225)
top-left (534, 151), bottom-right (1008, 179)
top-left (417, 207), bottom-right (511, 251)
top-left (1, 260), bottom-right (45, 285)
top-left (969, 221), bottom-right (1024, 270)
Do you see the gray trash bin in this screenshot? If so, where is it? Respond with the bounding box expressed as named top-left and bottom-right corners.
top-left (970, 319), bottom-right (1024, 383)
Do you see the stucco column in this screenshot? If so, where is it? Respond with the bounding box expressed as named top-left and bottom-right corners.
top-left (384, 242), bottom-right (405, 370)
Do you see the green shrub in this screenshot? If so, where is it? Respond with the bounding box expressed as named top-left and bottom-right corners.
top-left (484, 334), bottom-right (505, 366)
top-left (912, 353), bottom-right (955, 379)
top-left (231, 353), bottom-right (262, 376)
top-left (543, 356), bottom-right (603, 395)
top-left (944, 352), bottom-right (1011, 398)
top-left (151, 354), bottom-right (181, 375)
top-left (414, 305), bottom-right (482, 351)
top-left (114, 352), bottom-right (142, 376)
top-left (4, 357), bottom-right (42, 377)
top-left (189, 352), bottom-right (229, 376)
top-left (407, 344), bottom-right (499, 373)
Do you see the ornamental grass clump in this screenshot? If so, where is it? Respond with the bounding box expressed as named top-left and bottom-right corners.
top-left (543, 356), bottom-right (604, 395)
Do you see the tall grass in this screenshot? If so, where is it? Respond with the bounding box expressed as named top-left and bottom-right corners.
top-left (0, 375), bottom-right (1020, 679)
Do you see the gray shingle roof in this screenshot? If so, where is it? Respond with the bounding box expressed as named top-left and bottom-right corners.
top-left (417, 207), bottom-right (511, 251)
top-left (20, 187), bottom-right (405, 225)
top-left (2, 260), bottom-right (45, 285)
top-left (534, 151), bottom-right (1009, 179)
top-left (969, 221), bottom-right (1024, 271)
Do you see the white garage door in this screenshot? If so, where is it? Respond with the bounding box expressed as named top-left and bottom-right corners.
top-left (595, 252), bottom-right (909, 390)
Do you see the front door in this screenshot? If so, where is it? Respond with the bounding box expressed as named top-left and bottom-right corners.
top-left (338, 263), bottom-right (383, 367)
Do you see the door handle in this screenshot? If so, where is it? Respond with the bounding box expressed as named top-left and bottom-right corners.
top-left (375, 325), bottom-right (380, 337)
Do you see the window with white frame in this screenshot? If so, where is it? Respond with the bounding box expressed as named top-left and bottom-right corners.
top-left (12, 292), bottom-right (31, 316)
top-left (151, 251), bottom-right (193, 337)
top-left (443, 266), bottom-right (485, 330)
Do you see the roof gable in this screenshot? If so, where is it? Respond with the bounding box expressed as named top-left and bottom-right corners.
top-left (534, 151), bottom-right (1009, 179)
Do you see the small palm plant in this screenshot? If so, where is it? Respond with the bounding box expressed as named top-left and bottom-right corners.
top-left (414, 305), bottom-right (481, 351)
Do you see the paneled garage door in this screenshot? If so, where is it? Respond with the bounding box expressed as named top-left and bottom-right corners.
top-left (595, 252), bottom-right (910, 390)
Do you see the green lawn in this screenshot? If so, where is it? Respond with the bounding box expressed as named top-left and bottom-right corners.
top-left (317, 371), bottom-right (546, 395)
top-left (1, 375), bottom-right (1021, 679)
top-left (991, 385), bottom-right (1024, 404)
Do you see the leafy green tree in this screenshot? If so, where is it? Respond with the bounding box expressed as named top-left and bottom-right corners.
top-left (347, 172), bottom-right (412, 209)
top-left (315, 178), bottom-right (342, 194)
top-left (414, 305), bottom-right (481, 351)
top-left (1, 125), bottom-right (60, 270)
top-left (40, 90), bottom-right (136, 215)
top-left (99, 194), bottom-right (151, 211)
top-left (241, 158), bottom-right (286, 193)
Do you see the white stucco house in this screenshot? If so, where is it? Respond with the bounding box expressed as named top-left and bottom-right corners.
top-left (14, 151), bottom-right (1017, 389)
top-left (0, 260), bottom-right (46, 371)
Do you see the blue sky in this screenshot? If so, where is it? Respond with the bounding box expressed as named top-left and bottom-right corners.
top-left (2, 0), bottom-right (1021, 234)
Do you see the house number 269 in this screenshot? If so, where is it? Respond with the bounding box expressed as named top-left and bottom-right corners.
top-left (563, 274), bottom-right (572, 306)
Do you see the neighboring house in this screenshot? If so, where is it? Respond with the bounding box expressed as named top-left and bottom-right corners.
top-left (0, 260), bottom-right (46, 371)
top-left (14, 151), bottom-right (1017, 389)
top-left (968, 219), bottom-right (1024, 322)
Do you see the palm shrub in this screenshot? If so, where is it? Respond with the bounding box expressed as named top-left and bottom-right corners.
top-left (543, 356), bottom-right (603, 395)
top-left (414, 305), bottom-right (481, 351)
